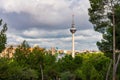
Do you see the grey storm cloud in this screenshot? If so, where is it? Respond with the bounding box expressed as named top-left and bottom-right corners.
top-left (0, 0), bottom-right (91, 31)
top-left (0, 10), bottom-right (92, 31)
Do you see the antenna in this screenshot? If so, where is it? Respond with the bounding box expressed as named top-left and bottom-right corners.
top-left (72, 14), bottom-right (75, 28)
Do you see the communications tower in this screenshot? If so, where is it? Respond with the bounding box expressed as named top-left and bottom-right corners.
top-left (70, 14), bottom-right (77, 58)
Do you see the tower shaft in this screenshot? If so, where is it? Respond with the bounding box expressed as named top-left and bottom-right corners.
top-left (72, 33), bottom-right (75, 58)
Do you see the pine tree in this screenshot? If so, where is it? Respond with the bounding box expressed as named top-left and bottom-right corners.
top-left (88, 0), bottom-right (120, 53)
top-left (88, 0), bottom-right (120, 79)
top-left (0, 19), bottom-right (8, 53)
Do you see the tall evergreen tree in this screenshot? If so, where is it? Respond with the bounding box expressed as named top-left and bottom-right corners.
top-left (88, 0), bottom-right (120, 53)
top-left (88, 0), bottom-right (120, 79)
top-left (0, 19), bottom-right (7, 53)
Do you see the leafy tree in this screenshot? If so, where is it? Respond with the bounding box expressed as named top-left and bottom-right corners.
top-left (60, 71), bottom-right (75, 80)
top-left (73, 54), bottom-right (83, 69)
top-left (0, 19), bottom-right (7, 53)
top-left (88, 0), bottom-right (120, 53)
top-left (14, 40), bottom-right (31, 66)
top-left (27, 46), bottom-right (48, 80)
top-left (12, 41), bottom-right (40, 80)
top-left (58, 55), bottom-right (75, 72)
top-left (74, 53), bottom-right (111, 80)
top-left (43, 53), bottom-right (59, 80)
top-left (0, 58), bottom-right (9, 79)
top-left (21, 40), bottom-right (30, 49)
top-left (0, 58), bottom-right (38, 80)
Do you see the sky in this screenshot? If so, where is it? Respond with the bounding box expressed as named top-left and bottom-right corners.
top-left (0, 0), bottom-right (102, 51)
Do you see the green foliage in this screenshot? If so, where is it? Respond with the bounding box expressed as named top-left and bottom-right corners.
top-left (74, 53), bottom-right (111, 80)
top-left (88, 0), bottom-right (120, 53)
top-left (0, 58), bottom-right (38, 80)
top-left (58, 55), bottom-right (75, 72)
top-left (60, 71), bottom-right (75, 80)
top-left (56, 53), bottom-right (111, 80)
top-left (21, 40), bottom-right (30, 48)
top-left (0, 58), bottom-right (9, 79)
top-left (89, 1), bottom-right (120, 78)
top-left (0, 40), bottom-right (113, 80)
top-left (0, 19), bottom-right (8, 53)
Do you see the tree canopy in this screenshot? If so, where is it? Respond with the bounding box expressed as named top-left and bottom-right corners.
top-left (0, 19), bottom-right (8, 53)
top-left (88, 0), bottom-right (120, 53)
top-left (0, 40), bottom-right (112, 80)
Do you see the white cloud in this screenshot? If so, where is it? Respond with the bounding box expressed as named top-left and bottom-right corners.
top-left (22, 28), bottom-right (70, 38)
top-left (7, 28), bottom-right (102, 50)
top-left (23, 29), bottom-right (41, 37)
